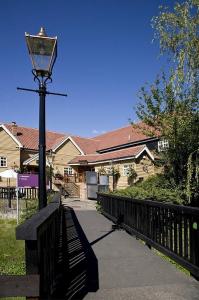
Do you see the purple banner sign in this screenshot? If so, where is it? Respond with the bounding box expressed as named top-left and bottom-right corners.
top-left (18, 174), bottom-right (38, 188)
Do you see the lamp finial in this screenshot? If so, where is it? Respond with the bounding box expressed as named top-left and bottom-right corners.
top-left (38, 27), bottom-right (47, 37)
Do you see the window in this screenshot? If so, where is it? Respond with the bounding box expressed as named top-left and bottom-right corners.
top-left (64, 166), bottom-right (74, 176)
top-left (123, 163), bottom-right (136, 176)
top-left (158, 140), bottom-right (169, 152)
top-left (123, 164), bottom-right (134, 176)
top-left (0, 157), bottom-right (7, 167)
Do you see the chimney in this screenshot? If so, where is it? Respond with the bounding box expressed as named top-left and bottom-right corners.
top-left (11, 121), bottom-right (18, 136)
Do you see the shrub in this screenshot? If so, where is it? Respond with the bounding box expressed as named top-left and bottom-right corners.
top-left (20, 199), bottom-right (38, 223)
top-left (20, 192), bottom-right (55, 223)
top-left (127, 167), bottom-right (138, 186)
top-left (137, 174), bottom-right (176, 189)
top-left (112, 174), bottom-right (185, 204)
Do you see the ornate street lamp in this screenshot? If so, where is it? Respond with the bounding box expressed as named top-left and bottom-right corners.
top-left (18, 27), bottom-right (67, 210)
top-left (25, 27), bottom-right (57, 79)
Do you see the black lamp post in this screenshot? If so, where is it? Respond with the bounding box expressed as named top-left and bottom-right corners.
top-left (25, 27), bottom-right (57, 209)
top-left (17, 27), bottom-right (67, 209)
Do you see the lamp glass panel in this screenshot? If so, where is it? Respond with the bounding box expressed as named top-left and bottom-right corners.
top-left (27, 36), bottom-right (56, 73)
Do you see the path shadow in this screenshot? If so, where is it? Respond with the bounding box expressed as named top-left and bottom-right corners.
top-left (57, 206), bottom-right (99, 300)
top-left (90, 229), bottom-right (115, 246)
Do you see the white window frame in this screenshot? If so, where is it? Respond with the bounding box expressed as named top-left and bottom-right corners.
top-left (158, 139), bottom-right (169, 152)
top-left (123, 164), bottom-right (132, 177)
top-left (123, 164), bottom-right (135, 176)
top-left (64, 166), bottom-right (74, 176)
top-left (0, 156), bottom-right (7, 167)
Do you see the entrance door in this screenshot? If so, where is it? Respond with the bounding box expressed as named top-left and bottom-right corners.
top-left (86, 171), bottom-right (98, 199)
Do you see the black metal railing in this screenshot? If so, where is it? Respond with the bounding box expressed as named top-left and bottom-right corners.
top-left (98, 193), bottom-right (199, 279)
top-left (0, 192), bottom-right (66, 299)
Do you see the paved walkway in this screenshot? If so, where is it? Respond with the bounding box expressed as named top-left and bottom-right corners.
top-left (62, 198), bottom-right (199, 300)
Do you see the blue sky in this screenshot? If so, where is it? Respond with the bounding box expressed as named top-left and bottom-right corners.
top-left (0, 0), bottom-right (175, 137)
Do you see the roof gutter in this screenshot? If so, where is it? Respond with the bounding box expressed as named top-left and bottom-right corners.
top-left (69, 156), bottom-right (137, 166)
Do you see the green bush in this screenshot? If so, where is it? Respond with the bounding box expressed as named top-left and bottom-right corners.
top-left (20, 192), bottom-right (55, 223)
top-left (20, 199), bottom-right (38, 223)
top-left (112, 174), bottom-right (185, 204)
top-left (96, 201), bottom-right (102, 213)
top-left (137, 174), bottom-right (176, 189)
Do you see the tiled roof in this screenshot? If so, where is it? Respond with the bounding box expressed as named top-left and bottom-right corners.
top-left (4, 124), bottom-right (68, 151)
top-left (91, 124), bottom-right (156, 151)
top-left (72, 124), bottom-right (157, 155)
top-left (2, 122), bottom-right (157, 159)
top-left (71, 136), bottom-right (99, 154)
top-left (69, 145), bottom-right (147, 164)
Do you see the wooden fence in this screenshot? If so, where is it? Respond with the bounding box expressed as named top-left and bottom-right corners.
top-left (0, 187), bottom-right (38, 200)
top-left (0, 192), bottom-right (65, 299)
top-left (98, 193), bottom-right (199, 279)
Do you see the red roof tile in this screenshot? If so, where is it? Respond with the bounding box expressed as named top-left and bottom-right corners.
top-left (69, 145), bottom-right (147, 164)
top-left (4, 124), bottom-right (67, 151)
top-left (3, 122), bottom-right (157, 159)
top-left (71, 136), bottom-right (99, 154)
top-left (91, 124), bottom-right (154, 151)
top-left (71, 124), bottom-right (157, 155)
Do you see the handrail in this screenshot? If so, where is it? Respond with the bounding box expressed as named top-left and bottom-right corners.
top-left (98, 192), bottom-right (199, 214)
top-left (16, 192), bottom-right (63, 298)
top-left (0, 192), bottom-right (65, 299)
top-left (98, 193), bottom-right (199, 279)
top-left (16, 193), bottom-right (61, 240)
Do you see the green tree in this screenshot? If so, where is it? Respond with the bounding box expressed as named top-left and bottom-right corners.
top-left (135, 0), bottom-right (199, 202)
top-left (152, 0), bottom-right (199, 87)
top-left (136, 75), bottom-right (199, 186)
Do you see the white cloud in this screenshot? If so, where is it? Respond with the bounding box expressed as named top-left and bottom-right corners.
top-left (92, 129), bottom-right (99, 134)
top-left (91, 129), bottom-right (107, 135)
